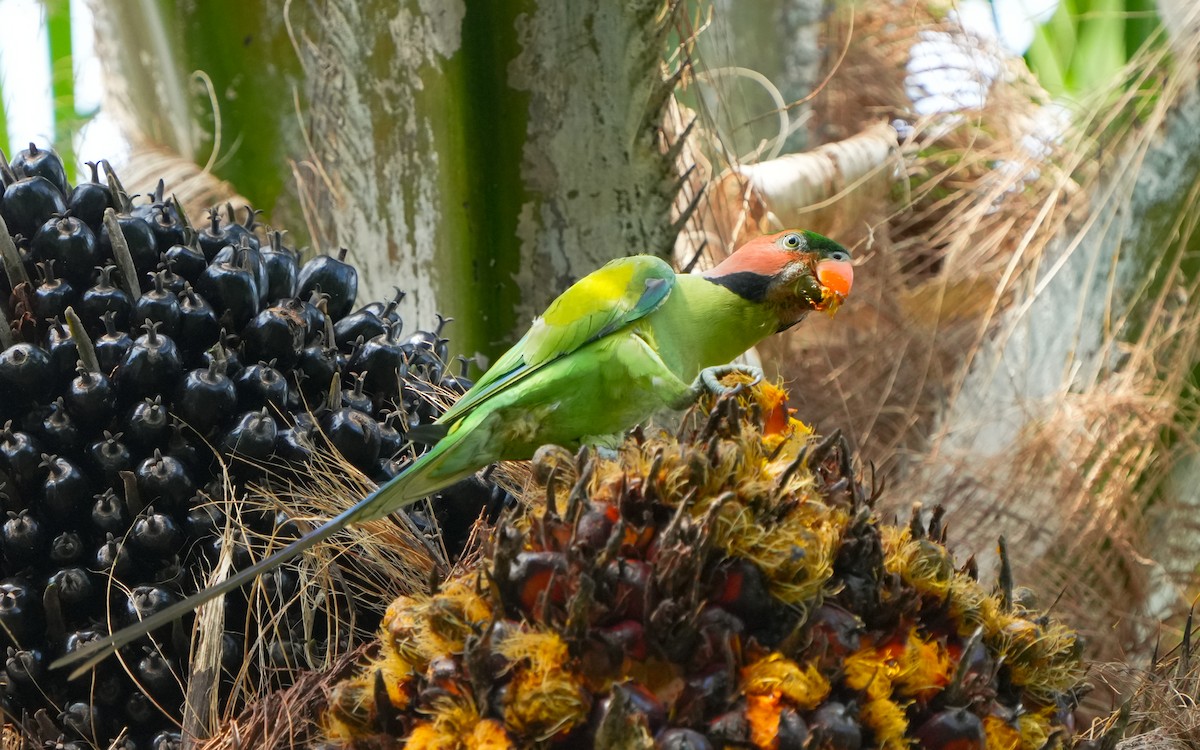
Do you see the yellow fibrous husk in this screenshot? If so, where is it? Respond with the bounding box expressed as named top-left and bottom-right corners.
top-left (402, 696), bottom-right (511, 750)
top-left (882, 527), bottom-right (954, 601)
top-left (715, 496), bottom-right (848, 604)
top-left (860, 697), bottom-right (911, 750)
top-left (844, 629), bottom-right (952, 703)
top-left (746, 693), bottom-right (784, 749)
top-left (893, 629), bottom-right (954, 700)
top-left (1017, 708), bottom-right (1054, 749)
top-left (989, 614), bottom-right (1082, 700)
top-left (984, 714), bottom-right (1023, 750)
top-left (742, 652), bottom-right (831, 710)
top-left (383, 577), bottom-right (493, 669)
top-left (324, 645), bottom-right (416, 740)
top-left (496, 629), bottom-right (591, 739)
top-left (881, 529), bottom-right (1083, 701)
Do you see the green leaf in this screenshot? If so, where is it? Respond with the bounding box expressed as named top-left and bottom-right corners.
top-left (0, 67), bottom-right (9, 157)
top-left (45, 0), bottom-right (76, 177)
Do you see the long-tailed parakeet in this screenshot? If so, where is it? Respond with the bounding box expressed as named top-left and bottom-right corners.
top-left (55, 228), bottom-right (854, 675)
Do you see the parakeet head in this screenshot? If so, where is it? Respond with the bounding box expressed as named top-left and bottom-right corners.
top-left (703, 229), bottom-right (854, 329)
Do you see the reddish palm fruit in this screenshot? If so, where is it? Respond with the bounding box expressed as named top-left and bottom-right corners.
top-left (509, 551), bottom-right (571, 614)
top-left (913, 708), bottom-right (986, 750)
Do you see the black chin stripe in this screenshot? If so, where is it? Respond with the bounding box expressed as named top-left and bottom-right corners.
top-left (706, 271), bottom-right (770, 302)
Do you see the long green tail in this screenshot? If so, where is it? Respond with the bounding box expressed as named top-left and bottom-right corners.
top-left (50, 431), bottom-right (475, 679)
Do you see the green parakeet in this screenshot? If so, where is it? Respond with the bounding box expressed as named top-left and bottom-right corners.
top-left (54, 228), bottom-right (854, 676)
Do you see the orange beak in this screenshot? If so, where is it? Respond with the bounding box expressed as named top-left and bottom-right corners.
top-left (815, 259), bottom-right (853, 311)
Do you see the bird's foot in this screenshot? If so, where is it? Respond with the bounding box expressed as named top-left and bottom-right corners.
top-left (691, 364), bottom-right (763, 400)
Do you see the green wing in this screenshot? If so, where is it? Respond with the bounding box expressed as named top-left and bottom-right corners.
top-left (434, 255), bottom-right (675, 426)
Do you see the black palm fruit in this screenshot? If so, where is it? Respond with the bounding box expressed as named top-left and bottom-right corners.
top-left (0, 468), bottom-right (16, 512)
top-left (0, 424), bottom-right (42, 492)
top-left (99, 195), bottom-right (158, 281)
top-left (176, 284), bottom-right (221, 363)
top-left (1, 511), bottom-right (45, 565)
top-left (47, 567), bottom-right (94, 611)
top-left (122, 585), bottom-right (176, 625)
top-left (130, 510), bottom-right (181, 560)
top-left (352, 323), bottom-right (407, 401)
top-left (0, 153), bottom-right (483, 744)
top-left (0, 342), bottom-right (51, 403)
top-left (274, 419), bottom-right (315, 467)
top-left (221, 204), bottom-right (261, 252)
top-left (296, 291), bottom-right (330, 341)
top-left (41, 454), bottom-right (89, 520)
top-left (141, 200), bottom-right (186, 253)
top-left (152, 730), bottom-right (183, 750)
top-left (377, 411), bottom-right (405, 459)
top-left (65, 365), bottom-right (114, 430)
top-left (196, 207), bottom-right (233, 261)
top-left (235, 361), bottom-right (288, 413)
top-left (197, 245), bottom-right (259, 329)
top-left (439, 355), bottom-right (476, 395)
top-left (93, 534), bottom-right (133, 579)
top-left (0, 578), bottom-right (38, 645)
top-left (87, 432), bottom-right (131, 486)
top-left (136, 647), bottom-right (179, 696)
top-left (297, 248), bottom-right (357, 321)
top-left (59, 701), bottom-right (101, 742)
top-left (183, 500), bottom-right (224, 538)
top-left (809, 702), bottom-right (862, 750)
top-left (404, 314), bottom-right (453, 376)
top-left (94, 311), bottom-right (133, 376)
top-left (155, 258), bottom-right (187, 296)
top-left (10, 143), bottom-right (68, 196)
top-left (79, 266), bottom-right (132, 338)
top-left (295, 332), bottom-right (339, 402)
top-left (208, 336), bottom-right (243, 376)
top-left (340, 373), bottom-right (373, 413)
top-left (213, 235), bottom-right (268, 306)
top-left (5, 646), bottom-right (44, 689)
top-left (43, 319), bottom-right (80, 385)
top-left (175, 359), bottom-right (237, 435)
top-left (242, 300), bottom-right (306, 370)
top-left (67, 162), bottom-right (113, 231)
top-left (222, 409), bottom-right (278, 462)
top-left (125, 396), bottom-right (171, 451)
top-left (165, 418), bottom-right (209, 472)
top-left (91, 489), bottom-right (129, 535)
top-left (49, 531), bottom-right (84, 565)
top-left (116, 322), bottom-right (183, 400)
top-left (27, 398), bottom-right (82, 455)
top-left (334, 304), bottom-right (388, 352)
top-left (135, 450), bottom-right (194, 512)
top-left (356, 286), bottom-right (404, 323)
top-left (318, 406), bottom-right (381, 471)
top-left (163, 233), bottom-right (207, 284)
top-left (133, 271), bottom-right (182, 338)
top-left (31, 261), bottom-right (76, 324)
top-left (1, 176), bottom-right (66, 239)
top-left (30, 214), bottom-right (99, 290)
top-left (261, 230), bottom-right (298, 302)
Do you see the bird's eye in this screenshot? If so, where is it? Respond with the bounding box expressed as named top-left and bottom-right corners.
top-left (830, 250), bottom-right (850, 262)
top-left (782, 233), bottom-right (802, 249)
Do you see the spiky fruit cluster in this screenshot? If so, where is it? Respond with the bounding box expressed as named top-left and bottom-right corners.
top-left (0, 145), bottom-right (500, 748)
top-left (322, 383), bottom-right (1085, 750)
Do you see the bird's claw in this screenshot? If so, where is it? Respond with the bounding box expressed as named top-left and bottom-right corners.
top-left (695, 364), bottom-right (763, 398)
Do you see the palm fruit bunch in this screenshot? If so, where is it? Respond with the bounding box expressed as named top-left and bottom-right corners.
top-left (0, 144), bottom-right (503, 748)
top-left (320, 382), bottom-right (1087, 750)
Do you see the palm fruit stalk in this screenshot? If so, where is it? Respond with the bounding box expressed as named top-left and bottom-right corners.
top-left (0, 144), bottom-right (505, 749)
top-left (311, 381), bottom-right (1086, 750)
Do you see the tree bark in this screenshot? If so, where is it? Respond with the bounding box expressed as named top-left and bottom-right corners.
top-left (88, 0), bottom-right (685, 362)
